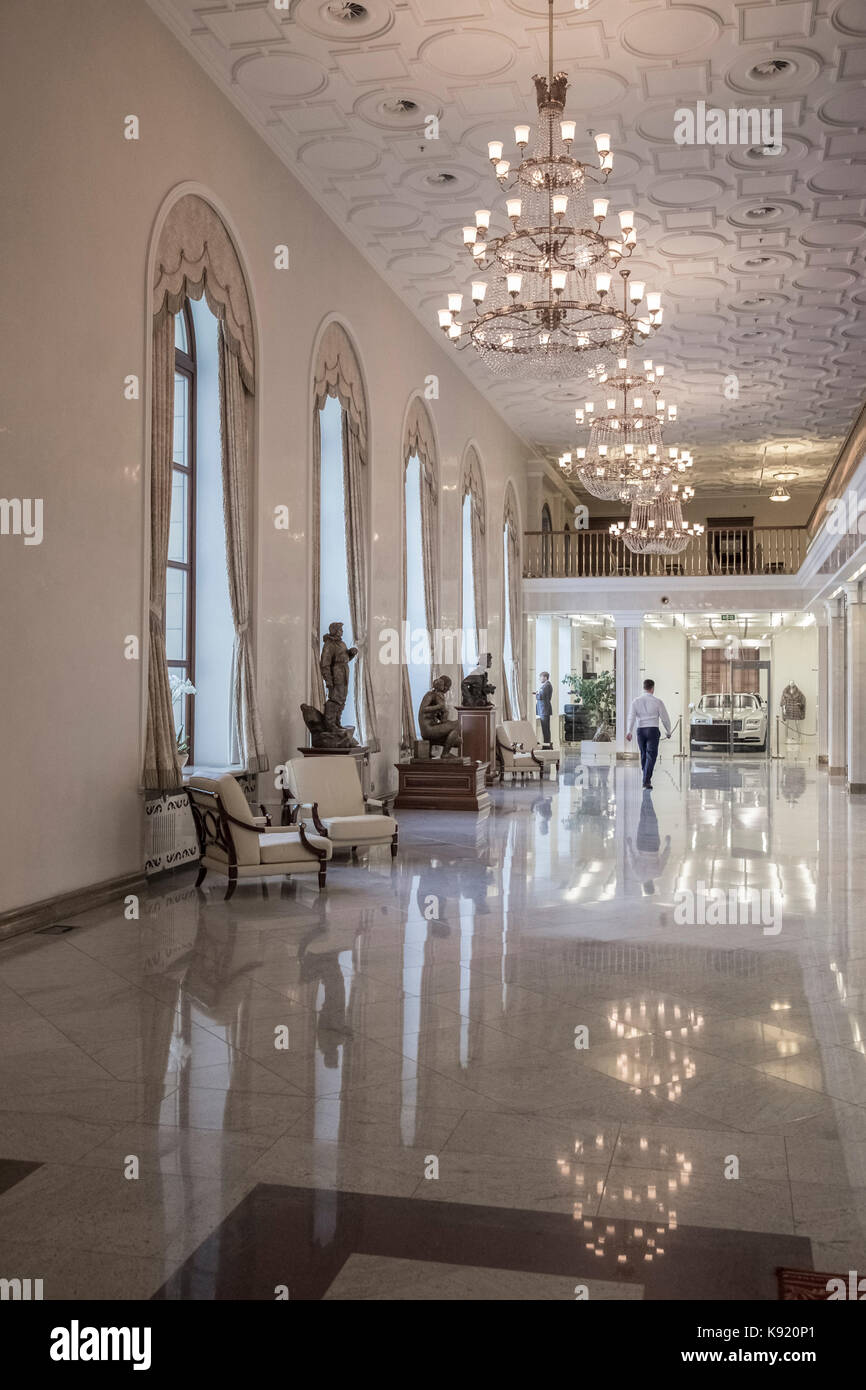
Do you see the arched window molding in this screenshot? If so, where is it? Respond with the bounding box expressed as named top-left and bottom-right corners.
top-left (461, 446), bottom-right (487, 672)
top-left (144, 192), bottom-right (266, 790)
top-left (311, 320), bottom-right (378, 751)
top-left (503, 482), bottom-right (524, 720)
top-left (401, 396), bottom-right (440, 744)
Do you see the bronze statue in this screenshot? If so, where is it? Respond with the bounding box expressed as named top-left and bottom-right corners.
top-left (461, 652), bottom-right (496, 708)
top-left (418, 676), bottom-right (461, 756)
top-left (301, 703), bottom-right (357, 750)
top-left (320, 622), bottom-right (357, 729)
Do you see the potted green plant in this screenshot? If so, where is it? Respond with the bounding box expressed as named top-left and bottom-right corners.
top-left (562, 671), bottom-right (616, 742)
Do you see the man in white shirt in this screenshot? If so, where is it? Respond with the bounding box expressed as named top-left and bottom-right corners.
top-left (626, 678), bottom-right (672, 790)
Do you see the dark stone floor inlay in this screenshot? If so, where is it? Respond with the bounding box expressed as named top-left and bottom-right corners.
top-left (154, 1183), bottom-right (812, 1301)
top-left (0, 1159), bottom-right (42, 1199)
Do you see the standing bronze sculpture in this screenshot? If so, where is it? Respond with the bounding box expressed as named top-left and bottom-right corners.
top-left (320, 622), bottom-right (357, 729)
top-left (301, 621), bottom-right (360, 750)
top-left (418, 676), bottom-right (461, 756)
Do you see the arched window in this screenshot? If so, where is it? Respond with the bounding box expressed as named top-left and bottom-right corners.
top-left (503, 483), bottom-right (523, 719)
top-left (167, 303), bottom-right (196, 758)
top-left (541, 503), bottom-right (553, 577)
top-left (312, 322), bottom-right (378, 749)
top-left (402, 398), bottom-right (439, 744)
top-left (461, 448), bottom-right (486, 675)
top-left (145, 193), bottom-right (267, 790)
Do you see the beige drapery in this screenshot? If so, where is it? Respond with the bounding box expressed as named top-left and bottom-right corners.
top-left (312, 323), bottom-right (378, 750)
top-left (464, 449), bottom-right (487, 661)
top-left (144, 193), bottom-right (262, 787)
top-left (219, 325), bottom-right (268, 772)
top-left (402, 398), bottom-right (440, 745)
top-left (503, 483), bottom-right (524, 721)
top-left (143, 311), bottom-right (183, 790)
top-left (342, 411), bottom-right (379, 751)
top-left (152, 194), bottom-right (254, 391)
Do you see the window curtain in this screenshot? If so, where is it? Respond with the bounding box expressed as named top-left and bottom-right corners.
top-left (464, 451), bottom-right (487, 659)
top-left (504, 484), bottom-right (524, 721)
top-left (143, 309), bottom-right (182, 791)
top-left (342, 410), bottom-right (380, 751)
top-left (402, 397), bottom-right (440, 746)
top-left (312, 322), bottom-right (378, 751)
top-left (145, 193), bottom-right (261, 786)
top-left (219, 323), bottom-right (268, 772)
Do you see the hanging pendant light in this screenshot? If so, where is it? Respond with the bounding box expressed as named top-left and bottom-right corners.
top-left (609, 486), bottom-right (704, 555)
top-left (436, 0), bottom-right (662, 377)
top-left (559, 356), bottom-right (692, 502)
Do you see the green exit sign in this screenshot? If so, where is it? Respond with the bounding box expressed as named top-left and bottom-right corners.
top-left (721, 613), bottom-right (737, 621)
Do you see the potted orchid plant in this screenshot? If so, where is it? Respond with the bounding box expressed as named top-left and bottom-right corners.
top-left (169, 674), bottom-right (197, 768)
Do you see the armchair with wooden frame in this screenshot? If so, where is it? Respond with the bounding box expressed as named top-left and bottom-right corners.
top-left (187, 774), bottom-right (332, 898)
top-left (281, 755), bottom-right (398, 858)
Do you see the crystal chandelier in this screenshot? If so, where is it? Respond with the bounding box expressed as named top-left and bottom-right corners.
top-left (436, 0), bottom-right (662, 377)
top-left (558, 358), bottom-right (693, 503)
top-left (609, 490), bottom-right (704, 555)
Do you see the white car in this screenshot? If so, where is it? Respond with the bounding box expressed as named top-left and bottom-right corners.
top-left (690, 693), bottom-right (768, 752)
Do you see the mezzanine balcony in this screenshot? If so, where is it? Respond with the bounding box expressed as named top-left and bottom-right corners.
top-left (523, 526), bottom-right (809, 580)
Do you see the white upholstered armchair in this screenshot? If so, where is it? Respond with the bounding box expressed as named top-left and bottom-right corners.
top-left (283, 755), bottom-right (399, 857)
top-left (187, 774), bottom-right (332, 898)
top-left (495, 719), bottom-right (561, 782)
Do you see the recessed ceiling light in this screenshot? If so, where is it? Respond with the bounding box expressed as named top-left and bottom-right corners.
top-left (383, 98), bottom-right (419, 115)
top-left (750, 59), bottom-right (792, 79)
top-left (328, 1), bottom-right (368, 20)
top-left (747, 144), bottom-right (788, 160)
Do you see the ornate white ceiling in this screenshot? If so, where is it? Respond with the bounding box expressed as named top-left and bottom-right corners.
top-left (148, 0), bottom-right (866, 495)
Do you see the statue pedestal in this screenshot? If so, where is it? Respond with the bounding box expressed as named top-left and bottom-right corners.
top-left (394, 758), bottom-right (490, 811)
top-left (457, 706), bottom-right (496, 784)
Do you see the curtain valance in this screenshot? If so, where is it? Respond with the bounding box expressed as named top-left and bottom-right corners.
top-left (404, 396), bottom-right (437, 495)
top-left (313, 321), bottom-right (368, 454)
top-left (153, 194), bottom-right (255, 393)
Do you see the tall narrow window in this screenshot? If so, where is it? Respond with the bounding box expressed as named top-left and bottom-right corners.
top-left (167, 304), bottom-right (196, 757)
top-left (318, 393), bottom-right (357, 734)
top-left (462, 491), bottom-right (478, 674)
top-left (405, 452), bottom-right (430, 720)
top-left (503, 525), bottom-right (515, 712)
top-left (166, 299), bottom-right (235, 767)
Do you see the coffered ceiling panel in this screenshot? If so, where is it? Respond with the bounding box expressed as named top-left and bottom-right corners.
top-left (147, 0), bottom-right (866, 496)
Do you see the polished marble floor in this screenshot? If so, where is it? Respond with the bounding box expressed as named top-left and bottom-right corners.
top-left (2, 755), bottom-right (866, 1299)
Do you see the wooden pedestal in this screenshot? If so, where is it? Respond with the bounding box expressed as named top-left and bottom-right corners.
top-left (394, 758), bottom-right (491, 811)
top-left (457, 705), bottom-right (497, 784)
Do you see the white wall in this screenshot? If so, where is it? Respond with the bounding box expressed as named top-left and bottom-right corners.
top-left (772, 625), bottom-right (819, 752)
top-left (0, 0), bottom-right (527, 914)
top-left (642, 625), bottom-right (689, 741)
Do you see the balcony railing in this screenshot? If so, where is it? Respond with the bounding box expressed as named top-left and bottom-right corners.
top-left (523, 527), bottom-right (808, 579)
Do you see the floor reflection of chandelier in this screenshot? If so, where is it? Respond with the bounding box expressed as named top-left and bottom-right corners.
top-left (558, 358), bottom-right (693, 503)
top-left (610, 491), bottom-right (704, 555)
top-left (437, 0), bottom-right (662, 377)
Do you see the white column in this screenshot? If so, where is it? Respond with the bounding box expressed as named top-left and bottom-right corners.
top-left (827, 596), bottom-right (847, 777)
top-left (815, 609), bottom-right (829, 766)
top-left (615, 613), bottom-right (644, 757)
top-left (846, 582), bottom-right (866, 793)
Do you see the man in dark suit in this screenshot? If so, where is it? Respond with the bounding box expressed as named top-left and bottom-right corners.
top-left (535, 671), bottom-right (553, 747)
